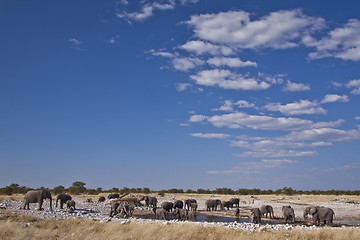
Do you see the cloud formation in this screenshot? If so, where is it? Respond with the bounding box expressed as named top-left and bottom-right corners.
top-left (185, 9), bottom-right (325, 49)
top-left (208, 159), bottom-right (297, 175)
top-left (306, 19), bottom-right (360, 61)
top-left (190, 69), bottom-right (271, 90)
top-left (116, 0), bottom-right (175, 22)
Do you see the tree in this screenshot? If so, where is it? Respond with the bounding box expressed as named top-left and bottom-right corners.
top-left (52, 185), bottom-right (65, 195)
top-left (68, 181), bottom-right (86, 194)
top-left (143, 187), bottom-right (150, 194)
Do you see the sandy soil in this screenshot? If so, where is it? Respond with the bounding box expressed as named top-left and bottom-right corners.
top-left (1, 193), bottom-right (359, 225)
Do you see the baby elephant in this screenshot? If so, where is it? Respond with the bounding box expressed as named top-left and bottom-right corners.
top-left (250, 208), bottom-right (261, 224)
top-left (173, 208), bottom-right (188, 221)
top-left (66, 200), bottom-right (76, 211)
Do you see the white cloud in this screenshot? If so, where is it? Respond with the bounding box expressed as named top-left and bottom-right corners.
top-left (189, 114), bottom-right (207, 122)
top-left (321, 94), bottom-right (349, 103)
top-left (190, 69), bottom-right (270, 90)
top-left (68, 38), bottom-right (83, 50)
top-left (186, 9), bottom-right (325, 49)
top-left (346, 79), bottom-right (360, 95)
top-left (235, 100), bottom-right (255, 108)
top-left (179, 0), bottom-right (199, 4)
top-left (306, 19), bottom-right (360, 61)
top-left (206, 112), bottom-right (337, 131)
top-left (171, 57), bottom-right (204, 71)
top-left (321, 163), bottom-right (360, 173)
top-left (208, 159), bottom-right (297, 174)
top-left (175, 83), bottom-right (191, 92)
top-left (265, 100), bottom-right (326, 115)
top-left (116, 0), bottom-right (175, 22)
top-left (237, 150), bottom-right (316, 158)
top-left (283, 80), bottom-right (311, 92)
top-left (207, 57), bottom-right (257, 67)
top-left (212, 100), bottom-right (234, 112)
top-left (150, 49), bottom-right (177, 58)
top-left (191, 133), bottom-right (230, 139)
top-left (284, 128), bottom-right (360, 142)
top-left (180, 40), bottom-right (234, 56)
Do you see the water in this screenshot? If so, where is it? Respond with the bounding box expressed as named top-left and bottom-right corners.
top-left (138, 213), bottom-right (283, 224)
top-left (196, 214), bottom-right (283, 224)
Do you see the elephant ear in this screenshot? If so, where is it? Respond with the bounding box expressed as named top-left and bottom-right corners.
top-left (310, 207), bottom-right (318, 215)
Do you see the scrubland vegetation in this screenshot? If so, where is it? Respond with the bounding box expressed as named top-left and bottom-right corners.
top-left (0, 214), bottom-right (359, 240)
top-left (1, 182), bottom-right (359, 196)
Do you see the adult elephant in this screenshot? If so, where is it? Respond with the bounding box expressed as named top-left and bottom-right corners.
top-left (98, 196), bottom-right (106, 202)
top-left (161, 201), bottom-right (173, 212)
top-left (108, 193), bottom-right (120, 199)
top-left (184, 199), bottom-right (197, 211)
top-left (306, 207), bottom-right (335, 226)
top-left (56, 193), bottom-right (72, 209)
top-left (282, 205), bottom-right (295, 223)
top-left (260, 205), bottom-right (274, 218)
top-left (229, 198), bottom-right (240, 208)
top-left (139, 196), bottom-right (157, 208)
top-left (23, 190), bottom-right (53, 212)
top-left (222, 201), bottom-right (232, 210)
top-left (173, 200), bottom-right (184, 209)
top-left (205, 199), bottom-right (223, 211)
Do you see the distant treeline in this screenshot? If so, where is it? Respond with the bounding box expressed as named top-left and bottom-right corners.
top-left (1, 182), bottom-right (359, 196)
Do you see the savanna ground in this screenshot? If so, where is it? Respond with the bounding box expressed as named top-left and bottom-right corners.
top-left (1, 194), bottom-right (360, 240)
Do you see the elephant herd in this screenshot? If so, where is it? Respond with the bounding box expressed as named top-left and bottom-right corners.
top-left (249, 204), bottom-right (335, 226)
top-left (22, 190), bottom-right (76, 212)
top-left (21, 191), bottom-right (336, 226)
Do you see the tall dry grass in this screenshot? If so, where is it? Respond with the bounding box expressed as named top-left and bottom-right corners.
top-left (0, 214), bottom-right (359, 240)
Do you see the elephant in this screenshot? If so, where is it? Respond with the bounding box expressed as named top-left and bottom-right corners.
top-left (222, 201), bottom-right (232, 210)
top-left (23, 190), bottom-right (53, 212)
top-left (190, 202), bottom-right (198, 212)
top-left (56, 193), bottom-right (72, 209)
top-left (282, 205), bottom-right (295, 223)
top-left (250, 208), bottom-right (261, 224)
top-left (117, 203), bottom-right (134, 218)
top-left (205, 199), bottom-right (223, 211)
top-left (108, 193), bottom-right (120, 199)
top-left (139, 196), bottom-right (157, 208)
top-left (184, 199), bottom-right (197, 211)
top-left (109, 202), bottom-right (120, 217)
top-left (154, 208), bottom-right (169, 220)
top-left (307, 207), bottom-right (335, 226)
top-left (229, 198), bottom-right (240, 208)
top-left (173, 200), bottom-right (184, 209)
top-left (66, 200), bottom-right (76, 210)
top-left (161, 201), bottom-right (173, 212)
top-left (173, 208), bottom-right (188, 221)
top-left (98, 196), bottom-right (106, 202)
top-left (260, 205), bottom-right (274, 218)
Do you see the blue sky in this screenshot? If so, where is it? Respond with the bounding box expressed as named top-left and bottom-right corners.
top-left (1, 0), bottom-right (360, 191)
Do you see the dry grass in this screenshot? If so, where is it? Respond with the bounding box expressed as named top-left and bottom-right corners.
top-left (0, 214), bottom-right (359, 240)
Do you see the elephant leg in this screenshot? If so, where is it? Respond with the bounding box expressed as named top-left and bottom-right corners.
top-left (38, 199), bottom-right (43, 211)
